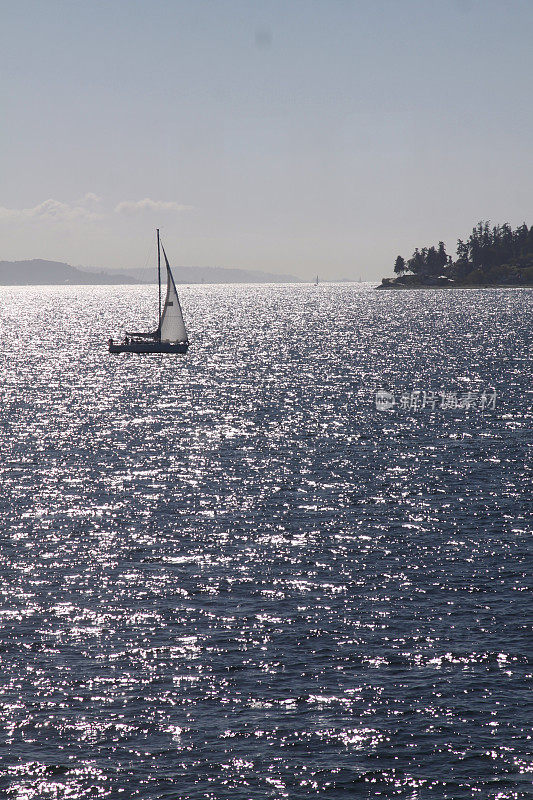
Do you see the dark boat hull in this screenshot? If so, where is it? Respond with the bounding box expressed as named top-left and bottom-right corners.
top-left (109, 341), bottom-right (189, 354)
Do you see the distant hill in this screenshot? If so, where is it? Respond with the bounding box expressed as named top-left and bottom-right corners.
top-left (0, 260), bottom-right (141, 285)
top-left (0, 259), bottom-right (303, 285)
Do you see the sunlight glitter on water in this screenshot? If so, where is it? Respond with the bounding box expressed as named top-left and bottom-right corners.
top-left (0, 284), bottom-right (531, 799)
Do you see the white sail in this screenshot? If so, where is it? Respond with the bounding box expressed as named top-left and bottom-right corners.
top-left (159, 249), bottom-right (187, 343)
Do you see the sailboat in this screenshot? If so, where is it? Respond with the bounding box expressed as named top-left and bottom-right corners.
top-left (315, 275), bottom-right (319, 286)
top-left (108, 229), bottom-right (189, 354)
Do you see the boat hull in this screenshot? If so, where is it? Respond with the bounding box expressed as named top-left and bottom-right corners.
top-left (109, 341), bottom-right (189, 354)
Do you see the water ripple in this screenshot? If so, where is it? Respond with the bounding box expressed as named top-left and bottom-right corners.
top-left (0, 284), bottom-right (531, 799)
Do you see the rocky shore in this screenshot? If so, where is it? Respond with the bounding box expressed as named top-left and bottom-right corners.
top-left (377, 275), bottom-right (532, 289)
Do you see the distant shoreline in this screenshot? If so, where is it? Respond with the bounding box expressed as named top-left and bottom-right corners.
top-left (0, 258), bottom-right (303, 286)
top-left (0, 280), bottom-right (307, 287)
top-left (376, 283), bottom-right (533, 290)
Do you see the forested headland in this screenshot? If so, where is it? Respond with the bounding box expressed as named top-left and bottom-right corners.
top-left (380, 221), bottom-right (533, 288)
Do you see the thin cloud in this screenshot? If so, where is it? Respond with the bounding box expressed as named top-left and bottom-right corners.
top-left (0, 195), bottom-right (191, 224)
top-left (0, 198), bottom-right (101, 222)
top-left (79, 192), bottom-right (102, 203)
top-left (114, 198), bottom-right (192, 215)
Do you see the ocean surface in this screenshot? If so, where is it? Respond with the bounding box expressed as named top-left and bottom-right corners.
top-left (0, 283), bottom-right (531, 800)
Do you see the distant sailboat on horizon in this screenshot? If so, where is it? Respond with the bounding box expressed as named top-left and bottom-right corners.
top-left (108, 229), bottom-right (189, 354)
top-left (315, 275), bottom-right (319, 285)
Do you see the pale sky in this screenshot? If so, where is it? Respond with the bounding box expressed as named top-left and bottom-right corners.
top-left (1, 0), bottom-right (533, 279)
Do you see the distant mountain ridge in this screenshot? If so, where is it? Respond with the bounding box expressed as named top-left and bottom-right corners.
top-left (0, 259), bottom-right (303, 285)
top-left (0, 260), bottom-right (140, 285)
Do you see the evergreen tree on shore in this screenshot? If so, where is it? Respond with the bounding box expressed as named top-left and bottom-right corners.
top-left (394, 255), bottom-right (406, 274)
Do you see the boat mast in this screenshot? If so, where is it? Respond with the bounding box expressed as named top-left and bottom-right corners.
top-left (157, 228), bottom-right (162, 330)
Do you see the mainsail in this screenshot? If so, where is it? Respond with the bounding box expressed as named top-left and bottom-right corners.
top-left (159, 245), bottom-right (187, 343)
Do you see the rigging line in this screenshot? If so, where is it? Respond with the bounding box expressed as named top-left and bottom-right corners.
top-left (137, 235), bottom-right (156, 286)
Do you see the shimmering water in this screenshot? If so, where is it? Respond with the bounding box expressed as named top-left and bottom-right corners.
top-left (0, 284), bottom-right (531, 800)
